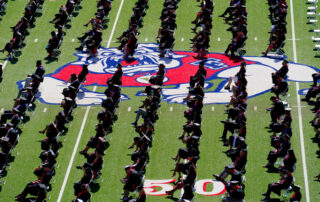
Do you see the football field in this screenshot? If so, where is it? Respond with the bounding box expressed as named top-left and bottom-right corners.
top-left (0, 0), bottom-right (319, 201)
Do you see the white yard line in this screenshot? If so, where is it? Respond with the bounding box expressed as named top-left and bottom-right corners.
top-left (169, 106), bottom-right (173, 111)
top-left (71, 38), bottom-right (75, 42)
top-left (1, 57), bottom-right (9, 71)
top-left (43, 108), bottom-right (47, 113)
top-left (211, 106), bottom-right (215, 111)
top-left (57, 0), bottom-right (125, 201)
top-left (106, 0), bottom-right (125, 48)
top-left (128, 106), bottom-right (131, 112)
top-left (290, 0), bottom-right (310, 201)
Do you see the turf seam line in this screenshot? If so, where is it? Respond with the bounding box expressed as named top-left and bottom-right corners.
top-left (57, 0), bottom-right (125, 200)
top-left (290, 0), bottom-right (310, 201)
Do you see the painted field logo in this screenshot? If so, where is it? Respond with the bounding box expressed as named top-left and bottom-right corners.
top-left (17, 43), bottom-right (318, 105)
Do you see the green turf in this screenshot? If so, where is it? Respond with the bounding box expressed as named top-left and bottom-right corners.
top-left (0, 0), bottom-right (319, 201)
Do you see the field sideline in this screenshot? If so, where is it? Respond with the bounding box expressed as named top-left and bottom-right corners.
top-left (0, 0), bottom-right (319, 202)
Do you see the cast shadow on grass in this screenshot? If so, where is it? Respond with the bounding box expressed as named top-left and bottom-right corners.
top-left (60, 127), bottom-right (69, 136)
top-left (72, 12), bottom-right (79, 17)
top-left (75, 6), bottom-right (82, 11)
top-left (8, 56), bottom-right (19, 65)
top-left (65, 23), bottom-right (72, 29)
top-left (44, 56), bottom-right (58, 64)
top-left (28, 103), bottom-right (36, 111)
top-left (102, 24), bottom-right (108, 30)
top-left (90, 182), bottom-right (100, 193)
top-left (22, 115), bottom-right (30, 124)
top-left (165, 195), bottom-right (179, 201)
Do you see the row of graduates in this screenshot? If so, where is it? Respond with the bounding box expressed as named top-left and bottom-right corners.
top-left (117, 0), bottom-right (148, 58)
top-left (303, 71), bottom-right (320, 181)
top-left (191, 0), bottom-right (214, 59)
top-left (0, 0), bottom-right (44, 58)
top-left (119, 64), bottom-right (165, 202)
top-left (0, 0), bottom-right (7, 15)
top-left (49, 0), bottom-right (81, 29)
top-left (0, 61), bottom-right (45, 189)
top-left (262, 60), bottom-right (302, 201)
top-left (14, 64), bottom-right (88, 201)
top-left (213, 61), bottom-right (248, 201)
top-left (72, 63), bottom-right (123, 202)
top-left (74, 0), bottom-right (112, 59)
top-left (262, 0), bottom-right (288, 56)
top-left (164, 61), bottom-right (206, 201)
top-left (156, 0), bottom-right (179, 58)
top-left (220, 0), bottom-right (247, 57)
top-left (45, 0), bottom-right (81, 58)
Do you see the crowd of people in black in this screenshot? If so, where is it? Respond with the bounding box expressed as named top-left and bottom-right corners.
top-left (117, 0), bottom-right (148, 59)
top-left (160, 61), bottom-right (204, 201)
top-left (212, 61), bottom-right (248, 201)
top-left (119, 64), bottom-right (165, 202)
top-left (71, 63), bottom-right (121, 202)
top-left (262, 61), bottom-right (302, 201)
top-left (49, 0), bottom-right (80, 29)
top-left (190, 0), bottom-right (214, 59)
top-left (0, 60), bottom-right (45, 200)
top-left (156, 0), bottom-right (179, 58)
top-left (0, 0), bottom-right (44, 59)
top-left (262, 0), bottom-right (287, 56)
top-left (75, 0), bottom-right (112, 59)
top-left (14, 63), bottom-right (88, 201)
top-left (304, 70), bottom-right (320, 182)
top-left (46, 0), bottom-right (83, 58)
top-left (220, 0), bottom-right (247, 57)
